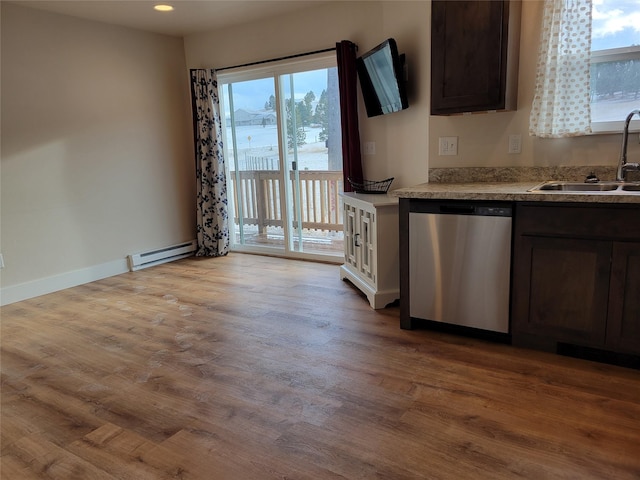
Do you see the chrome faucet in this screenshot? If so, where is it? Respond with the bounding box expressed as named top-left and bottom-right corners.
top-left (616, 109), bottom-right (640, 182)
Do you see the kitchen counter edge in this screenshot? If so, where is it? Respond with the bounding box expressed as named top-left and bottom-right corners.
top-left (390, 182), bottom-right (640, 204)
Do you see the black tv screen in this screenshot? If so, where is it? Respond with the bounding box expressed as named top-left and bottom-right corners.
top-left (356, 38), bottom-right (409, 118)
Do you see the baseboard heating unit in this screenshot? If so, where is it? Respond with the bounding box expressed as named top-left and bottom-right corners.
top-left (127, 240), bottom-right (197, 271)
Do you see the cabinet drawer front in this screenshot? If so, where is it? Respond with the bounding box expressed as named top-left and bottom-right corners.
top-left (515, 204), bottom-right (640, 240)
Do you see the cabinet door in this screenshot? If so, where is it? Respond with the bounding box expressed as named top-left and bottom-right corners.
top-left (512, 235), bottom-right (612, 348)
top-left (343, 200), bottom-right (377, 287)
top-left (606, 242), bottom-right (640, 354)
top-left (431, 0), bottom-right (513, 114)
top-left (344, 202), bottom-right (358, 269)
top-left (357, 208), bottom-right (376, 286)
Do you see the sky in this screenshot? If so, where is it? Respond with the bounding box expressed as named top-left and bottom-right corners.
top-left (591, 0), bottom-right (640, 50)
top-left (222, 69), bottom-right (330, 113)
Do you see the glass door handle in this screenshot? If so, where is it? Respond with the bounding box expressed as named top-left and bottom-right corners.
top-left (354, 233), bottom-right (361, 247)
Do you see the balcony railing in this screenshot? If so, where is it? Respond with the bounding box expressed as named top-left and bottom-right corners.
top-left (229, 169), bottom-right (344, 234)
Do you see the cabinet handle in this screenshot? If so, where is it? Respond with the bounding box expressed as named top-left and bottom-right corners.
top-left (354, 233), bottom-right (361, 247)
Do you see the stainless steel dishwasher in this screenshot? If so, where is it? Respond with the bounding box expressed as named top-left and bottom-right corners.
top-left (409, 202), bottom-right (512, 334)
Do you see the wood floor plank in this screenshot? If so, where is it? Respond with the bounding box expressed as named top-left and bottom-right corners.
top-left (2, 253), bottom-right (640, 479)
top-left (66, 423), bottom-right (196, 480)
top-left (0, 453), bottom-right (44, 480)
top-left (4, 434), bottom-right (118, 480)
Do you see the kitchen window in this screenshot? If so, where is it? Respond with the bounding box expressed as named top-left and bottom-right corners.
top-left (530, 0), bottom-right (639, 137)
top-left (590, 0), bottom-right (640, 133)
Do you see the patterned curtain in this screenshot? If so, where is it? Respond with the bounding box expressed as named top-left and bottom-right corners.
top-left (529, 0), bottom-right (592, 138)
top-left (189, 69), bottom-right (229, 257)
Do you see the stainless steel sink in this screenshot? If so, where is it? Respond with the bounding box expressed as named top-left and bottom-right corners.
top-left (529, 182), bottom-right (619, 192)
top-left (528, 181), bottom-right (640, 193)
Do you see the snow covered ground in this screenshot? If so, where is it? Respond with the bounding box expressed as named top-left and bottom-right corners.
top-left (225, 124), bottom-right (332, 171)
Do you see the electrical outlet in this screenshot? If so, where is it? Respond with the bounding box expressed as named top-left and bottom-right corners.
top-left (439, 136), bottom-right (458, 156)
top-left (508, 134), bottom-right (522, 154)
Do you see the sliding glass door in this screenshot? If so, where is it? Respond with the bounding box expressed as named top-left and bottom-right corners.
top-left (218, 54), bottom-right (344, 261)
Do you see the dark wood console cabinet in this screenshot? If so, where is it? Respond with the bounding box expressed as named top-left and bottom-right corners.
top-left (430, 0), bottom-right (521, 115)
top-left (512, 203), bottom-right (640, 356)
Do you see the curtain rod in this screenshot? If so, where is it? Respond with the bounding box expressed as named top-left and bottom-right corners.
top-left (215, 47), bottom-right (336, 72)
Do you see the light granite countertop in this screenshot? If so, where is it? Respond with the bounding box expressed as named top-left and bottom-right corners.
top-left (390, 167), bottom-right (640, 204)
top-left (390, 181), bottom-right (640, 204)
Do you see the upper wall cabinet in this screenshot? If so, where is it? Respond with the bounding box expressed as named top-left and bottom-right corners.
top-left (430, 0), bottom-right (521, 115)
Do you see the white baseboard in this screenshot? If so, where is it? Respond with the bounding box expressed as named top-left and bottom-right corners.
top-left (0, 259), bottom-right (129, 306)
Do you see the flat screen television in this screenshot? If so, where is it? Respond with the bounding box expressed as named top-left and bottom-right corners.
top-left (356, 38), bottom-right (409, 118)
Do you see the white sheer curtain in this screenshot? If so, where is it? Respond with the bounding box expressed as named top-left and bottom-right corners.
top-left (529, 0), bottom-right (592, 138)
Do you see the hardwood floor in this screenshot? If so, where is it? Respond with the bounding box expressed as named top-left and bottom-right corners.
top-left (2, 253), bottom-right (640, 479)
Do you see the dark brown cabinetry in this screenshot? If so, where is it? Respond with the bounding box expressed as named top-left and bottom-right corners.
top-left (607, 242), bottom-right (640, 353)
top-left (430, 0), bottom-right (521, 115)
top-left (512, 204), bottom-right (640, 356)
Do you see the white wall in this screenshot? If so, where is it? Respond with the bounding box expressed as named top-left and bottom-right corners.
top-left (0, 3), bottom-right (196, 304)
top-left (186, 0), bottom-right (636, 181)
top-left (184, 1), bottom-right (431, 189)
top-left (2, 0), bottom-right (636, 304)
top-left (428, 0), bottom-right (632, 169)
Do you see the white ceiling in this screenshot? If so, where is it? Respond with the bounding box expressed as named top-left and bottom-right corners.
top-left (8, 0), bottom-right (332, 37)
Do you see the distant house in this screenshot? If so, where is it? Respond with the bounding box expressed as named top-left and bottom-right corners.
top-left (232, 108), bottom-right (277, 126)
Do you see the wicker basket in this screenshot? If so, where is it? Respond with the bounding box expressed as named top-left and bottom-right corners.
top-left (348, 177), bottom-right (394, 194)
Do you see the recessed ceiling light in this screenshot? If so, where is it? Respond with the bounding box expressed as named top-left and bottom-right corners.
top-left (154, 4), bottom-right (174, 12)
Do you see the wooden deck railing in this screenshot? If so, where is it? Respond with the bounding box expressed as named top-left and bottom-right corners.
top-left (230, 170), bottom-right (343, 233)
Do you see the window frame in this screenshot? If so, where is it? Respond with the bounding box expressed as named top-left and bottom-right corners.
top-left (590, 45), bottom-right (640, 134)
top-left (215, 52), bottom-right (344, 262)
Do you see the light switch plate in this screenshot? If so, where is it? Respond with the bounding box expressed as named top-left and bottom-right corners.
top-left (439, 136), bottom-right (458, 156)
